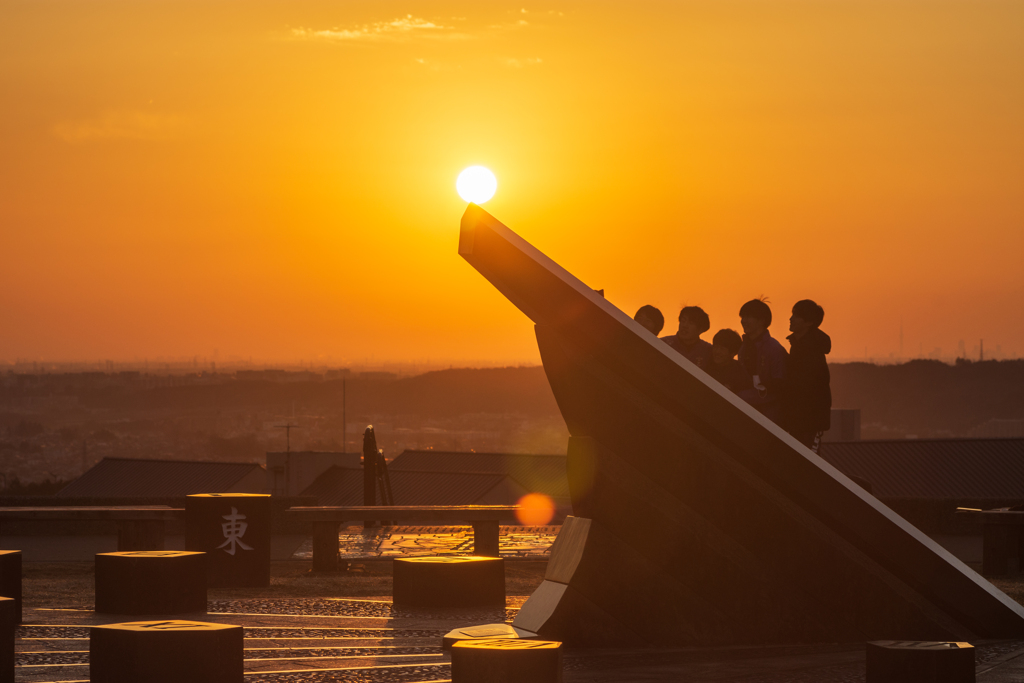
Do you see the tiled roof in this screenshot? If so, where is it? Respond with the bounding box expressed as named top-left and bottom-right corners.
top-left (388, 450), bottom-right (569, 498)
top-left (819, 438), bottom-right (1024, 499)
top-left (301, 466), bottom-right (508, 506)
top-left (57, 457), bottom-right (264, 498)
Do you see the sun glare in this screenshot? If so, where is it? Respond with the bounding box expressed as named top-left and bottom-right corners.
top-left (515, 493), bottom-right (556, 526)
top-left (456, 166), bottom-right (497, 204)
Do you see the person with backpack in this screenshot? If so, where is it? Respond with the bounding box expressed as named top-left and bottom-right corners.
top-left (784, 299), bottom-right (832, 452)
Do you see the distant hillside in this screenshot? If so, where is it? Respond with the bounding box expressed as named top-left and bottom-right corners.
top-left (831, 359), bottom-right (1024, 439)
top-left (14, 360), bottom-right (1024, 439)
top-left (79, 366), bottom-right (560, 419)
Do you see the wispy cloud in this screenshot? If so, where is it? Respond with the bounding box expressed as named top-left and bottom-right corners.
top-left (503, 57), bottom-right (543, 68)
top-left (53, 110), bottom-right (184, 143)
top-left (291, 15), bottom-right (458, 42)
top-left (489, 19), bottom-right (530, 29)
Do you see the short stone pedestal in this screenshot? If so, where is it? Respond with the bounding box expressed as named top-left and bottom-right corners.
top-left (866, 640), bottom-right (975, 683)
top-left (0, 596), bottom-right (14, 683)
top-left (451, 638), bottom-right (563, 683)
top-left (443, 623), bottom-right (538, 650)
top-left (0, 551), bottom-right (21, 624)
top-left (186, 493), bottom-right (271, 588)
top-left (90, 620), bottom-right (243, 683)
top-left (393, 556), bottom-right (504, 608)
top-left (95, 551), bottom-right (206, 615)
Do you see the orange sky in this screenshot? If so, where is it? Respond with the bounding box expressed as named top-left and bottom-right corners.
top-left (2, 1), bottom-right (1022, 366)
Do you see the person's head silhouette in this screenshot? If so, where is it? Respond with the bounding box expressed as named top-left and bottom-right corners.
top-left (789, 299), bottom-right (824, 337)
top-left (677, 306), bottom-right (710, 345)
top-left (739, 299), bottom-right (772, 340)
top-left (712, 328), bottom-right (742, 364)
top-left (634, 305), bottom-right (665, 336)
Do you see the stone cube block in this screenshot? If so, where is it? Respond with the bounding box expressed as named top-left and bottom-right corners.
top-left (393, 556), bottom-right (504, 608)
top-left (866, 640), bottom-right (975, 683)
top-left (90, 620), bottom-right (243, 683)
top-left (0, 596), bottom-right (14, 683)
top-left (186, 493), bottom-right (271, 588)
top-left (95, 551), bottom-right (206, 615)
top-left (451, 638), bottom-right (562, 683)
top-left (0, 551), bottom-right (20, 625)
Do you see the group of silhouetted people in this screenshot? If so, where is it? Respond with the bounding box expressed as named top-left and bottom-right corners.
top-left (634, 298), bottom-right (832, 453)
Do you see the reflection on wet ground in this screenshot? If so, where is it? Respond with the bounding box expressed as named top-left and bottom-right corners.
top-left (291, 525), bottom-right (558, 560)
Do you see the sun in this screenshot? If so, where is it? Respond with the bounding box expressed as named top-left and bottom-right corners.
top-left (456, 166), bottom-right (497, 204)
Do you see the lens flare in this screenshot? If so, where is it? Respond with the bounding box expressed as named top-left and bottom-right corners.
top-left (456, 166), bottom-right (497, 204)
top-left (515, 493), bottom-right (556, 526)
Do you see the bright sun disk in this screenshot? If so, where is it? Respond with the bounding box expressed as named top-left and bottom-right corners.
top-left (457, 166), bottom-right (497, 204)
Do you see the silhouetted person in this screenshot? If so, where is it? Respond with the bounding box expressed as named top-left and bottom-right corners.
top-left (737, 299), bottom-right (787, 422)
top-left (663, 306), bottom-right (712, 370)
top-left (707, 328), bottom-right (747, 393)
top-left (784, 299), bottom-right (832, 452)
top-left (634, 305), bottom-right (665, 336)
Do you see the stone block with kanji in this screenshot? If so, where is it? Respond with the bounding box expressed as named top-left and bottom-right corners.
top-left (185, 493), bottom-right (270, 588)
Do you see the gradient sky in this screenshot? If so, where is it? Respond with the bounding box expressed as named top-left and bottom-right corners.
top-left (2, 1), bottom-right (1022, 366)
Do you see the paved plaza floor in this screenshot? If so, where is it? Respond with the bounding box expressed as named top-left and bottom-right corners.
top-left (9, 529), bottom-right (1024, 681)
top-left (14, 579), bottom-right (1024, 682)
top-left (14, 597), bottom-right (1024, 683)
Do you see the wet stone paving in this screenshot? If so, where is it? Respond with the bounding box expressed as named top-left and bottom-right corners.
top-left (13, 549), bottom-right (1024, 683)
top-left (14, 599), bottom-right (1024, 683)
top-left (291, 525), bottom-right (559, 560)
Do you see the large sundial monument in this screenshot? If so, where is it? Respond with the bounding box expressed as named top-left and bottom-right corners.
top-left (459, 203), bottom-right (1024, 646)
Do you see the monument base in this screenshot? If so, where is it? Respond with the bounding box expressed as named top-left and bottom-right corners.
top-left (442, 623), bottom-right (538, 650)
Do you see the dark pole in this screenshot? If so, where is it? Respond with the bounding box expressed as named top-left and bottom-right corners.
top-left (342, 379), bottom-right (347, 452)
top-left (362, 426), bottom-right (377, 527)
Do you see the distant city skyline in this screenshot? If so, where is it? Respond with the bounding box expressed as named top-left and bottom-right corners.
top-left (2, 340), bottom-right (1019, 378)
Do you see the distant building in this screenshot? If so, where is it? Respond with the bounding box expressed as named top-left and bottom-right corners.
top-left (819, 438), bottom-right (1024, 500)
top-left (265, 451), bottom-right (361, 497)
top-left (819, 437), bottom-right (1024, 534)
top-left (57, 457), bottom-right (266, 498)
top-left (973, 419), bottom-right (1024, 439)
top-left (300, 467), bottom-right (516, 507)
top-left (821, 409), bottom-right (861, 442)
top-left (295, 449), bottom-right (570, 520)
top-left (388, 449), bottom-right (570, 518)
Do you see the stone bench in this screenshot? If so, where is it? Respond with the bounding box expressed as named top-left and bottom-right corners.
top-left (394, 556), bottom-right (505, 608)
top-left (451, 638), bottom-right (563, 683)
top-left (957, 508), bottom-right (1024, 576)
top-left (285, 505), bottom-right (519, 572)
top-left (91, 620), bottom-right (243, 683)
top-left (0, 506), bottom-right (184, 552)
top-left (95, 551), bottom-right (206, 615)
